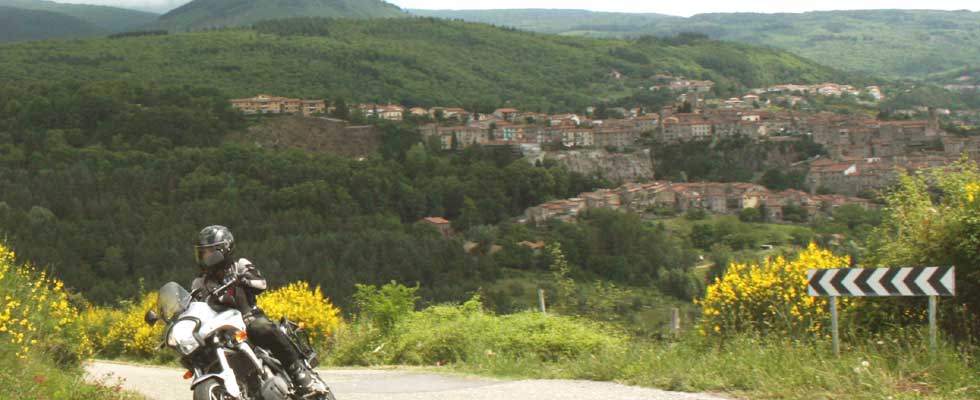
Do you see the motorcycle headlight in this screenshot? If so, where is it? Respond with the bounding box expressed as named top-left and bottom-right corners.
top-left (168, 320), bottom-right (200, 355)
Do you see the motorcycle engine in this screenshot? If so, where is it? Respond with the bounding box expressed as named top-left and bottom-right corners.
top-left (260, 375), bottom-right (290, 400)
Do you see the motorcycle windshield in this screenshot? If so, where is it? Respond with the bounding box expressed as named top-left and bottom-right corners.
top-left (157, 282), bottom-right (191, 323)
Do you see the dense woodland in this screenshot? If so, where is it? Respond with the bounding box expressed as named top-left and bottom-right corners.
top-left (0, 18), bottom-right (862, 113)
top-left (0, 81), bottom-right (712, 309)
top-left (652, 136), bottom-right (825, 184)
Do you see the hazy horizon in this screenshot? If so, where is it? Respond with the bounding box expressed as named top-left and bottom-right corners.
top-left (51, 0), bottom-right (980, 16)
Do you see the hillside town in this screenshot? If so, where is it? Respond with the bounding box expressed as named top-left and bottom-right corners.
top-left (521, 181), bottom-right (872, 225)
top-left (229, 91), bottom-right (980, 199)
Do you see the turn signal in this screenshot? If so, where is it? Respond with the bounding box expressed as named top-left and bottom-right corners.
top-left (234, 330), bottom-right (248, 343)
top-left (183, 370), bottom-right (193, 380)
top-left (297, 322), bottom-right (306, 330)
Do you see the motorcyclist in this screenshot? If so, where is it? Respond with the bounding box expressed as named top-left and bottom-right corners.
top-left (191, 225), bottom-right (326, 395)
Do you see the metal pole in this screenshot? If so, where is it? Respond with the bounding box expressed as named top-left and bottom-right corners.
top-left (671, 308), bottom-right (680, 338)
top-left (830, 296), bottom-right (840, 357)
top-left (929, 296), bottom-right (937, 354)
top-left (538, 288), bottom-right (546, 314)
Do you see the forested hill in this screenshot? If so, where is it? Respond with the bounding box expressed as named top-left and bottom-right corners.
top-left (148, 0), bottom-right (407, 32)
top-left (0, 0), bottom-right (159, 37)
top-left (0, 18), bottom-right (863, 112)
top-left (409, 9), bottom-right (677, 34)
top-left (412, 9), bottom-right (980, 78)
top-left (0, 6), bottom-right (105, 42)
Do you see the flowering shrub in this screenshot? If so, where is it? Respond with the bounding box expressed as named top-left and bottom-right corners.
top-left (100, 293), bottom-right (164, 358)
top-left (866, 158), bottom-right (980, 339)
top-left (78, 305), bottom-right (125, 356)
top-left (258, 281), bottom-right (343, 343)
top-left (0, 242), bottom-right (92, 364)
top-left (697, 243), bottom-right (850, 337)
top-left (81, 280), bottom-right (342, 359)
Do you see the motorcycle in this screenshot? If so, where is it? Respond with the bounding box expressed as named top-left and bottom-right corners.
top-left (144, 280), bottom-right (336, 400)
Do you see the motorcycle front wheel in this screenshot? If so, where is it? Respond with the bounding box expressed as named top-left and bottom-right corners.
top-left (193, 378), bottom-right (227, 400)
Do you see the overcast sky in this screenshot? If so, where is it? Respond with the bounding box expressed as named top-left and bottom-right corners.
top-left (57, 0), bottom-right (980, 16)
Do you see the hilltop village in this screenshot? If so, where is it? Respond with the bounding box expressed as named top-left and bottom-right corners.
top-left (229, 77), bottom-right (976, 224)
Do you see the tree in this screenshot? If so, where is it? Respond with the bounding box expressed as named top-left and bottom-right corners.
top-left (352, 281), bottom-right (419, 334)
top-left (782, 204), bottom-right (809, 223)
top-left (738, 207), bottom-right (762, 223)
top-left (691, 223), bottom-right (715, 249)
top-left (452, 197), bottom-right (482, 232)
top-left (678, 100), bottom-right (693, 113)
top-left (546, 242), bottom-right (577, 313)
top-left (760, 169), bottom-right (789, 190)
top-left (865, 160), bottom-right (980, 341)
top-left (331, 98), bottom-right (349, 120)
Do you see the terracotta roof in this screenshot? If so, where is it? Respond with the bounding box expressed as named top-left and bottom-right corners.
top-left (518, 240), bottom-right (546, 250)
top-left (423, 217), bottom-right (450, 225)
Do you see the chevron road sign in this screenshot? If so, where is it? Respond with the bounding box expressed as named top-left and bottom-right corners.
top-left (807, 267), bottom-right (955, 297)
top-left (806, 266), bottom-right (956, 356)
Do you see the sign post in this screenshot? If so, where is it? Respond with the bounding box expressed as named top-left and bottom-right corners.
top-left (807, 266), bottom-right (955, 356)
top-left (929, 295), bottom-right (938, 352)
top-left (671, 308), bottom-right (680, 338)
top-left (829, 296), bottom-right (839, 356)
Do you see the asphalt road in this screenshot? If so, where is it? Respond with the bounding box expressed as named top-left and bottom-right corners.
top-left (85, 360), bottom-right (728, 400)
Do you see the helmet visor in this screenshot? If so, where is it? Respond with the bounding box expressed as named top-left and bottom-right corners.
top-left (195, 244), bottom-right (224, 268)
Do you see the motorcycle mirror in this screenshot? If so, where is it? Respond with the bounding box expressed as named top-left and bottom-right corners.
top-left (144, 309), bottom-right (159, 327)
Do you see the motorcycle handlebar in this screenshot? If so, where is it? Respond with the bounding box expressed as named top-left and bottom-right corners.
top-left (193, 274), bottom-right (240, 302)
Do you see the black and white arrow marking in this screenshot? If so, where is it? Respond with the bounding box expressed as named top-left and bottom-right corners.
top-left (807, 267), bottom-right (955, 297)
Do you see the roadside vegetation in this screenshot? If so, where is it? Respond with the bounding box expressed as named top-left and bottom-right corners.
top-left (0, 242), bottom-right (142, 399)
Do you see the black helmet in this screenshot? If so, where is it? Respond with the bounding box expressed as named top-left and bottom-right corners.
top-left (195, 225), bottom-right (235, 271)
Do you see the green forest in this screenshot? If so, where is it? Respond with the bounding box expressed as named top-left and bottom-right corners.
top-left (0, 17), bottom-right (862, 113)
top-left (149, 0), bottom-right (406, 32)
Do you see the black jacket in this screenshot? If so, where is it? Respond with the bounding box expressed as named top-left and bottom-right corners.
top-left (191, 258), bottom-right (268, 315)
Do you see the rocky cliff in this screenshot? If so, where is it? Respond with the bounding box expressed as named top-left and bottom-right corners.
top-left (530, 149), bottom-right (655, 183)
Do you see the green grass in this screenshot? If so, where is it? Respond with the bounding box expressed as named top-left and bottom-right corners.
top-left (0, 344), bottom-right (146, 399)
top-left (481, 269), bottom-right (697, 338)
top-left (660, 214), bottom-right (812, 253)
top-left (320, 292), bottom-right (978, 399)
top-left (445, 332), bottom-right (979, 399)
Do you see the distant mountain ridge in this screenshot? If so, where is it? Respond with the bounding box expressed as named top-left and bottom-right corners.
top-left (0, 17), bottom-right (865, 111)
top-left (0, 0), bottom-right (158, 31)
top-left (149, 0), bottom-right (406, 32)
top-left (409, 9), bottom-right (678, 35)
top-left (411, 8), bottom-right (980, 78)
top-left (0, 5), bottom-right (105, 42)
